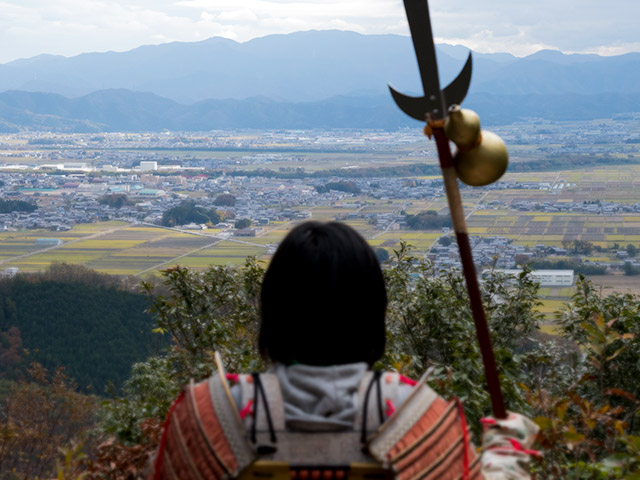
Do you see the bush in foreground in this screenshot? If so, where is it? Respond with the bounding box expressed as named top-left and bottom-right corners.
top-left (3, 246), bottom-right (639, 478)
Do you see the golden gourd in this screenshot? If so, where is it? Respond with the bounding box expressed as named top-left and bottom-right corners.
top-left (453, 130), bottom-right (509, 187)
top-left (444, 105), bottom-right (480, 147)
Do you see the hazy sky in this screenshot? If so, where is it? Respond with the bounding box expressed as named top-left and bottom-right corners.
top-left (1, 0), bottom-right (638, 64)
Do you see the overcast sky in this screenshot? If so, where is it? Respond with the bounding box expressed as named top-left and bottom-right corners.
top-left (1, 0), bottom-right (638, 64)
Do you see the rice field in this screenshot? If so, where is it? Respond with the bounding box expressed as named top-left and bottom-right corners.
top-left (465, 210), bottom-right (640, 248)
top-left (3, 161), bottom-right (640, 285)
top-left (2, 209), bottom-right (637, 276)
top-left (0, 222), bottom-right (275, 275)
top-left (0, 219), bottom-right (444, 275)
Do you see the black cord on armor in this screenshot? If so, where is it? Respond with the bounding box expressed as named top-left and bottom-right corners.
top-left (360, 370), bottom-right (382, 444)
top-left (253, 373), bottom-right (278, 444)
top-left (375, 370), bottom-right (384, 424)
top-left (250, 372), bottom-right (259, 444)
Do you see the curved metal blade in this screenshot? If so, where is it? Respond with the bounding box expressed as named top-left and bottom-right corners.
top-left (442, 52), bottom-right (473, 109)
top-left (388, 85), bottom-right (429, 121)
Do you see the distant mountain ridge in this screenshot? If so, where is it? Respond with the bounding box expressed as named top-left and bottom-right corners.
top-left (2, 89), bottom-right (640, 133)
top-left (1, 30), bottom-right (639, 132)
top-left (2, 30), bottom-right (639, 102)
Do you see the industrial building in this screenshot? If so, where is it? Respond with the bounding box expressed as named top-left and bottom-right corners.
top-left (486, 269), bottom-right (575, 287)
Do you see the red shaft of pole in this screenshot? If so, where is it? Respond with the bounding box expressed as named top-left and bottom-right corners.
top-left (432, 127), bottom-right (506, 419)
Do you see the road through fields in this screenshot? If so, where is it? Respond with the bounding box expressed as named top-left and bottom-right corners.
top-left (0, 222), bottom-right (134, 266)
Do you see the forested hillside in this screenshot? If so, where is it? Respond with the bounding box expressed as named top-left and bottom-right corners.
top-left (1, 256), bottom-right (639, 477)
top-left (0, 264), bottom-right (158, 393)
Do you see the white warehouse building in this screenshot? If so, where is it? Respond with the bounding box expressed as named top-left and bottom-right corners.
top-left (486, 269), bottom-right (575, 287)
top-left (139, 161), bottom-right (158, 171)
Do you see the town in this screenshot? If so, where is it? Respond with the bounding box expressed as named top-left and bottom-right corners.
top-left (1, 119), bottom-right (640, 284)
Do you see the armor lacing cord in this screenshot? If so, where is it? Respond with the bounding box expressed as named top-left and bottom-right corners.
top-left (239, 399), bottom-right (254, 419)
top-left (374, 371), bottom-right (384, 424)
top-left (153, 390), bottom-right (185, 480)
top-left (455, 398), bottom-right (470, 480)
top-left (360, 370), bottom-right (383, 445)
top-left (250, 373), bottom-right (259, 444)
top-left (385, 399), bottom-right (396, 417)
top-left (251, 372), bottom-right (278, 446)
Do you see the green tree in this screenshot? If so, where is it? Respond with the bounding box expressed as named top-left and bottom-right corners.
top-left (102, 259), bottom-right (266, 444)
top-left (235, 218), bottom-right (252, 229)
top-left (212, 193), bottom-right (237, 206)
top-left (525, 277), bottom-right (640, 478)
top-left (98, 193), bottom-right (132, 209)
top-left (161, 201), bottom-right (220, 227)
top-left (0, 199), bottom-right (36, 214)
top-left (315, 181), bottom-right (361, 194)
top-left (405, 211), bottom-right (452, 230)
top-left (438, 236), bottom-right (453, 246)
top-left (562, 239), bottom-right (594, 255)
top-left (383, 243), bottom-right (541, 428)
top-left (0, 264), bottom-right (157, 392)
top-left (93, 250), bottom-right (640, 478)
top-left (375, 247), bottom-right (389, 263)
top-left (624, 261), bottom-right (640, 276)
top-left (0, 363), bottom-right (97, 479)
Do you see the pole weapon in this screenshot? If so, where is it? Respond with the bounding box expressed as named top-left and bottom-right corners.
top-left (389, 0), bottom-right (507, 419)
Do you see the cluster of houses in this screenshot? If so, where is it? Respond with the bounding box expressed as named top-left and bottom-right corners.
top-left (511, 200), bottom-right (640, 214)
top-left (1, 124), bottom-right (639, 277)
top-left (2, 166), bottom-right (639, 274)
top-left (428, 236), bottom-right (526, 271)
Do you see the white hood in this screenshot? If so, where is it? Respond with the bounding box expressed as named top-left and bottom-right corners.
top-left (269, 362), bottom-right (369, 431)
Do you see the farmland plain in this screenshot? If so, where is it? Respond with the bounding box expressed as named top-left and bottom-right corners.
top-left (2, 120), bottom-right (640, 314)
top-left (3, 164), bottom-right (640, 279)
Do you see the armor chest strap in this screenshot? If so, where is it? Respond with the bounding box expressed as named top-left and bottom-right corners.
top-left (200, 369), bottom-right (481, 480)
top-left (235, 371), bottom-right (393, 480)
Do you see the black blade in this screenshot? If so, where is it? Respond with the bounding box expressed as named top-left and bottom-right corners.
top-left (403, 0), bottom-right (442, 106)
top-left (390, 1), bottom-right (473, 121)
top-left (442, 52), bottom-right (473, 109)
top-left (388, 85), bottom-right (428, 121)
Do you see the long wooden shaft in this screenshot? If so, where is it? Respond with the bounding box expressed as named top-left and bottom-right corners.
top-left (432, 127), bottom-right (506, 419)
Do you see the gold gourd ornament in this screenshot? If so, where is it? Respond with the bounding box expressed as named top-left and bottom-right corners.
top-left (453, 130), bottom-right (509, 187)
top-left (444, 105), bottom-right (509, 187)
top-left (444, 105), bottom-right (480, 147)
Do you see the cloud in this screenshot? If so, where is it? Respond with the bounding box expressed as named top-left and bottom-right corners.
top-left (0, 0), bottom-right (638, 63)
top-left (216, 9), bottom-right (259, 23)
top-left (429, 0), bottom-right (640, 55)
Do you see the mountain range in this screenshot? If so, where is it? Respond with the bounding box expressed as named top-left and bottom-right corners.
top-left (1, 30), bottom-right (639, 132)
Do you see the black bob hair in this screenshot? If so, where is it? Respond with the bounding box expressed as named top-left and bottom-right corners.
top-left (259, 221), bottom-right (387, 367)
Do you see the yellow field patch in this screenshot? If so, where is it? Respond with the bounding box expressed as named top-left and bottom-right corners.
top-left (515, 240), bottom-right (539, 247)
top-left (70, 221), bottom-right (129, 232)
top-left (396, 232), bottom-right (439, 239)
top-left (125, 227), bottom-right (165, 233)
top-left (113, 249), bottom-right (187, 257)
top-left (539, 324), bottom-right (561, 335)
top-left (535, 299), bottom-right (567, 314)
top-left (59, 239), bottom-right (145, 250)
top-left (472, 210), bottom-right (499, 215)
top-left (172, 257), bottom-right (220, 268)
top-left (367, 239), bottom-right (387, 246)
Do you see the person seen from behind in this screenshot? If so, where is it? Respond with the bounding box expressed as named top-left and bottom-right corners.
top-left (149, 221), bottom-right (540, 480)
